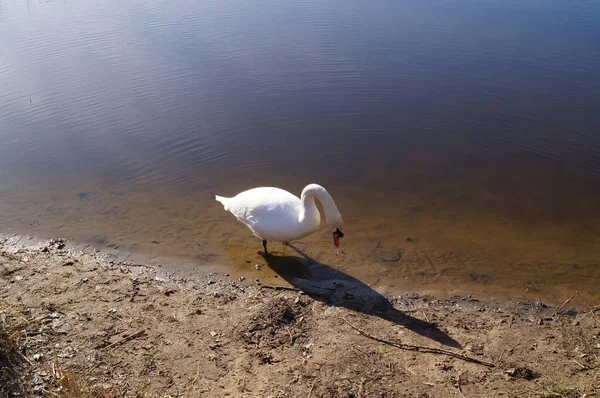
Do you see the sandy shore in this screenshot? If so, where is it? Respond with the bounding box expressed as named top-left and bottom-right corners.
top-left (1, 235), bottom-right (599, 397)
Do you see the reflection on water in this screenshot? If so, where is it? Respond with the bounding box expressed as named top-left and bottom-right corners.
top-left (0, 0), bottom-right (599, 304)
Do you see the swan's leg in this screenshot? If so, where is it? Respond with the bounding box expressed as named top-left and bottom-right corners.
top-left (262, 240), bottom-right (269, 256)
top-left (282, 242), bottom-right (289, 253)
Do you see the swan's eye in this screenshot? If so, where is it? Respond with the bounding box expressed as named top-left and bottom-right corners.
top-left (334, 228), bottom-right (344, 238)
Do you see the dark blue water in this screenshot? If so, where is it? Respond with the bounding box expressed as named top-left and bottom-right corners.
top-left (1, 0), bottom-right (599, 186)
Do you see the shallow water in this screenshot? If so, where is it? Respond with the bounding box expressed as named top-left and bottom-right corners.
top-left (1, 0), bottom-right (599, 304)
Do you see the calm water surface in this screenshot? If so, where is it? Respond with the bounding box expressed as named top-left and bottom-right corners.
top-left (1, 0), bottom-right (599, 304)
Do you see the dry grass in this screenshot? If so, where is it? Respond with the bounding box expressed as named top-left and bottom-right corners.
top-left (0, 300), bottom-right (28, 396)
top-left (44, 363), bottom-right (125, 398)
top-left (1, 300), bottom-right (125, 398)
top-left (540, 385), bottom-right (581, 398)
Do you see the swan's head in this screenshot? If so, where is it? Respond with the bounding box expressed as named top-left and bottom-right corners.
top-left (332, 227), bottom-right (344, 247)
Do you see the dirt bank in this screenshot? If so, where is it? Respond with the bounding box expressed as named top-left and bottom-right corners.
top-left (1, 235), bottom-right (599, 397)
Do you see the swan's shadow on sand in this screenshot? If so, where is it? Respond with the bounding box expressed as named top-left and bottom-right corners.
top-left (262, 245), bottom-right (461, 348)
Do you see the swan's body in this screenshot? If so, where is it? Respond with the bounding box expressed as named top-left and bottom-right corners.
top-left (215, 184), bottom-right (344, 254)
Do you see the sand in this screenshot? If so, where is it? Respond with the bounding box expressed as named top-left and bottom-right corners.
top-left (1, 235), bottom-right (599, 397)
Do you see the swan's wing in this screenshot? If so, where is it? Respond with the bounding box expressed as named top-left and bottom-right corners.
top-left (225, 187), bottom-right (303, 240)
top-left (241, 202), bottom-right (304, 240)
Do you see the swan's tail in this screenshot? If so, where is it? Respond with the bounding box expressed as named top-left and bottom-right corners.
top-left (215, 195), bottom-right (230, 210)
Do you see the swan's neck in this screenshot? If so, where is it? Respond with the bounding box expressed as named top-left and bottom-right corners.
top-left (299, 184), bottom-right (343, 231)
top-left (299, 195), bottom-right (321, 232)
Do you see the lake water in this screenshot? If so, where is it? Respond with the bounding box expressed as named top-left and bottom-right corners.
top-left (1, 0), bottom-right (599, 304)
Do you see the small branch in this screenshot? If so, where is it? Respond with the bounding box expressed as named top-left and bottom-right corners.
top-left (553, 291), bottom-right (577, 317)
top-left (17, 351), bottom-right (33, 366)
top-left (455, 384), bottom-right (466, 398)
top-left (340, 318), bottom-right (495, 368)
top-left (357, 377), bottom-right (366, 398)
top-left (572, 360), bottom-right (590, 370)
top-left (260, 285), bottom-right (301, 292)
top-left (191, 362), bottom-right (201, 385)
top-left (575, 291), bottom-right (594, 311)
top-left (103, 330), bottom-right (146, 350)
top-left (1, 266), bottom-right (25, 277)
top-left (454, 373), bottom-right (466, 398)
top-left (575, 291), bottom-right (600, 325)
top-left (422, 310), bottom-right (430, 323)
top-left (307, 379), bottom-right (316, 398)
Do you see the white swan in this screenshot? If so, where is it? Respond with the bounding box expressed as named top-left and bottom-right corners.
top-left (215, 183), bottom-right (344, 255)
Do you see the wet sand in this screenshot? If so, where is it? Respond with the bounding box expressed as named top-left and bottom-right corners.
top-left (1, 234), bottom-right (599, 397)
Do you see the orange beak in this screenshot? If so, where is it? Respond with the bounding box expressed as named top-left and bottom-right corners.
top-left (333, 232), bottom-right (341, 247)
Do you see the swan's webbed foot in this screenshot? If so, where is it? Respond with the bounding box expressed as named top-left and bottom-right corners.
top-left (262, 240), bottom-right (269, 256)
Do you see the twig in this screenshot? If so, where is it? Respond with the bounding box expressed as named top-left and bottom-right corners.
top-left (307, 379), bottom-right (316, 398)
top-left (576, 291), bottom-right (598, 312)
top-left (357, 377), bottom-right (365, 398)
top-left (498, 341), bottom-right (521, 363)
top-left (191, 362), bottom-right (201, 385)
top-left (285, 327), bottom-right (294, 344)
top-left (575, 291), bottom-right (600, 324)
top-left (103, 330), bottom-right (146, 350)
top-left (17, 351), bottom-right (33, 366)
top-left (553, 291), bottom-right (577, 316)
top-left (572, 360), bottom-right (589, 370)
top-left (422, 310), bottom-right (430, 323)
top-left (350, 345), bottom-right (368, 356)
top-left (340, 318), bottom-right (495, 368)
top-left (1, 266), bottom-right (25, 277)
top-left (260, 285), bottom-right (301, 292)
top-left (454, 373), bottom-right (466, 398)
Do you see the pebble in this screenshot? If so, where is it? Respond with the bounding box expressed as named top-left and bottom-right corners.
top-left (255, 264), bottom-right (262, 270)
